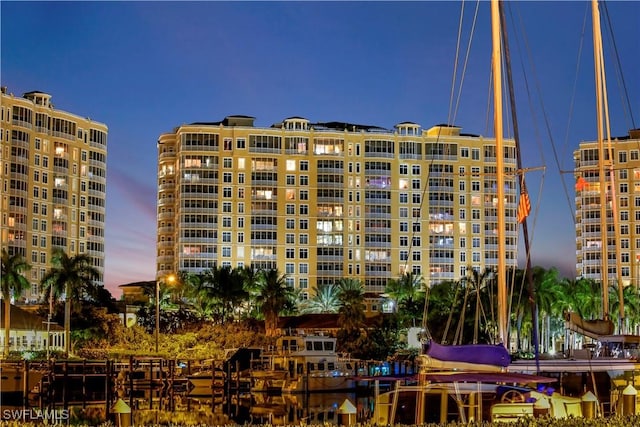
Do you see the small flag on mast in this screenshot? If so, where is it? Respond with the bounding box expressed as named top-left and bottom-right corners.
top-left (517, 190), bottom-right (531, 224)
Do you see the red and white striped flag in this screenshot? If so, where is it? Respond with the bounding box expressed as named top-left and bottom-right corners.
top-left (517, 190), bottom-right (531, 224)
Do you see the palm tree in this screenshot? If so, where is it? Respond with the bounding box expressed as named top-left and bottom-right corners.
top-left (1, 249), bottom-right (31, 357)
top-left (182, 271), bottom-right (216, 320)
top-left (41, 249), bottom-right (99, 356)
top-left (609, 283), bottom-right (640, 334)
top-left (534, 267), bottom-right (566, 353)
top-left (564, 277), bottom-right (603, 320)
top-left (251, 268), bottom-right (296, 337)
top-left (300, 284), bottom-right (341, 314)
top-left (336, 278), bottom-right (366, 333)
top-left (204, 266), bottom-right (249, 323)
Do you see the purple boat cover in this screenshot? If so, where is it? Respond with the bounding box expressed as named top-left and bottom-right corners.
top-left (424, 340), bottom-right (511, 368)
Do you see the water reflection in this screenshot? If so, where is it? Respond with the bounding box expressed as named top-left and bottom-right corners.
top-left (159, 391), bottom-right (375, 426)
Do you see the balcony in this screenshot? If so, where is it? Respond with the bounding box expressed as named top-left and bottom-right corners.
top-left (12, 119), bottom-right (33, 130)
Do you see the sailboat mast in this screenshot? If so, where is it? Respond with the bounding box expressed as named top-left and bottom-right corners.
top-left (491, 0), bottom-right (508, 348)
top-left (592, 0), bottom-right (624, 328)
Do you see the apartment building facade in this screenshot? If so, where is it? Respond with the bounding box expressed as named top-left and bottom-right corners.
top-left (574, 129), bottom-right (640, 286)
top-left (157, 116), bottom-right (519, 311)
top-left (0, 87), bottom-right (108, 301)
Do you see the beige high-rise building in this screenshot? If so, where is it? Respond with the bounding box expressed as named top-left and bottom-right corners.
top-left (157, 116), bottom-right (519, 312)
top-left (0, 87), bottom-right (108, 301)
top-left (574, 129), bottom-right (640, 286)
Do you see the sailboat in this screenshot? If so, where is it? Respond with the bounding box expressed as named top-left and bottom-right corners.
top-left (374, 0), bottom-right (639, 422)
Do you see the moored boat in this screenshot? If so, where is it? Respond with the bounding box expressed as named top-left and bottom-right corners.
top-left (250, 334), bottom-right (357, 393)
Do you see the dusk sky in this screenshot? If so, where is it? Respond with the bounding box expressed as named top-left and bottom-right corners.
top-left (2, 1), bottom-right (639, 298)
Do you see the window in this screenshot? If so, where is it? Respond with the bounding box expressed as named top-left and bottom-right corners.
top-left (286, 248), bottom-right (295, 259)
top-left (286, 204), bottom-right (295, 215)
top-left (619, 151), bottom-right (628, 163)
top-left (286, 219), bottom-right (295, 229)
top-left (222, 247), bottom-right (231, 257)
top-left (223, 158), bottom-right (232, 168)
top-left (399, 164), bottom-right (408, 175)
top-left (286, 175), bottom-right (295, 186)
top-left (286, 263), bottom-right (294, 274)
top-left (286, 234), bottom-right (295, 244)
top-left (237, 138), bottom-right (245, 149)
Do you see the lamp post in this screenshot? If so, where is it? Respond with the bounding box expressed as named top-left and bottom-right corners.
top-left (155, 280), bottom-right (160, 353)
top-left (155, 274), bottom-right (176, 353)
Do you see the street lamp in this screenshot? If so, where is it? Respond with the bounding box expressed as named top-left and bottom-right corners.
top-left (155, 274), bottom-right (176, 353)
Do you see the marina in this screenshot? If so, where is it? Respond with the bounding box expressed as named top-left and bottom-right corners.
top-left (0, 354), bottom-right (409, 425)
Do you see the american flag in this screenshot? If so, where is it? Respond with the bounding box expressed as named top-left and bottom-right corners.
top-left (517, 191), bottom-right (531, 224)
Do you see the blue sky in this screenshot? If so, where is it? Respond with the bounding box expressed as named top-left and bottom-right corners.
top-left (2, 1), bottom-right (639, 297)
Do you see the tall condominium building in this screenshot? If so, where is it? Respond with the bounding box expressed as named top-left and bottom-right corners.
top-left (0, 87), bottom-right (108, 301)
top-left (574, 129), bottom-right (640, 286)
top-left (157, 116), bottom-right (519, 310)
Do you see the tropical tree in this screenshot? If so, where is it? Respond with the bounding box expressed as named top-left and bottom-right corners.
top-left (182, 271), bottom-right (216, 320)
top-left (424, 279), bottom-right (459, 343)
top-left (41, 249), bottom-right (99, 356)
top-left (563, 277), bottom-right (603, 320)
top-left (335, 278), bottom-right (366, 355)
top-left (203, 266), bottom-right (249, 323)
top-left (336, 278), bottom-right (366, 333)
top-left (300, 284), bottom-right (341, 314)
top-left (250, 268), bottom-right (297, 337)
top-left (534, 267), bottom-right (566, 353)
top-left (1, 249), bottom-right (31, 357)
top-left (609, 283), bottom-right (640, 334)
top-left (384, 272), bottom-right (425, 327)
